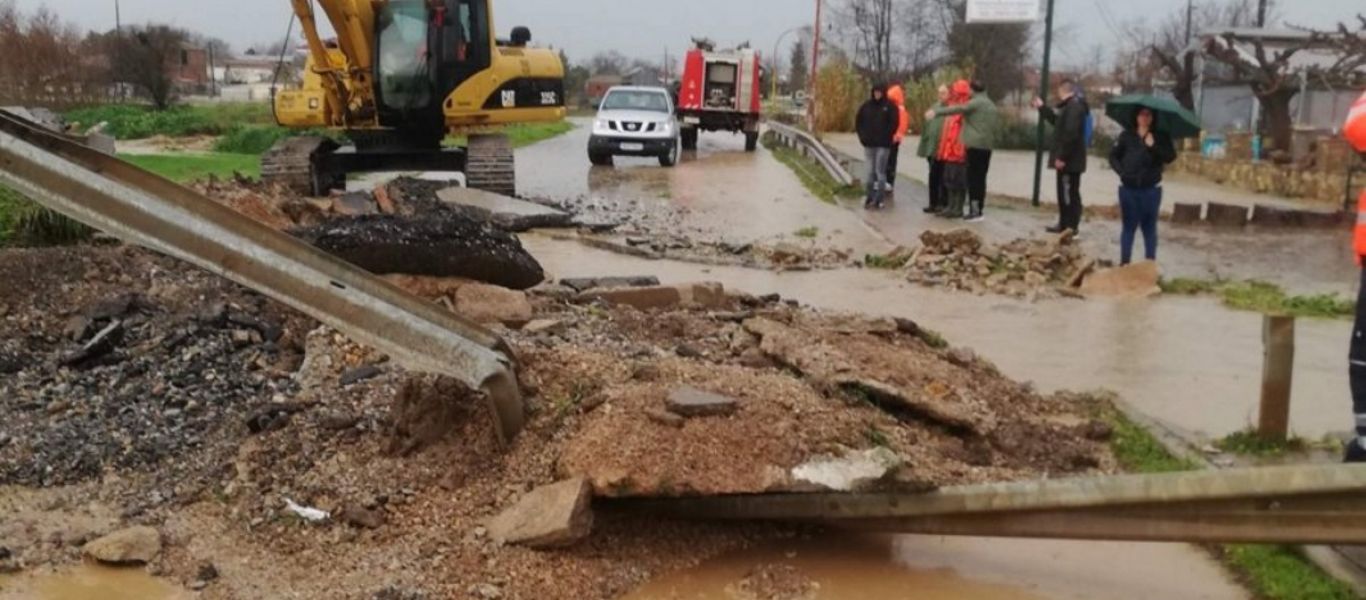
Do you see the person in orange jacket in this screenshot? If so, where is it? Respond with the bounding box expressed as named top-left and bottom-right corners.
top-left (885, 84), bottom-right (911, 194)
top-left (1344, 90), bottom-right (1366, 463)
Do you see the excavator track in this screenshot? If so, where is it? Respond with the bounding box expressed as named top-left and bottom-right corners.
top-left (261, 135), bottom-right (342, 196)
top-left (466, 133), bottom-right (516, 197)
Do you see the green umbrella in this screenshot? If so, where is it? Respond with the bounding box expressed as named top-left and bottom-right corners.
top-left (1105, 94), bottom-right (1203, 139)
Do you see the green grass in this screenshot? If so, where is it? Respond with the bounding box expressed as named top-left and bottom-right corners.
top-left (865, 253), bottom-right (910, 270)
top-left (1215, 429), bottom-right (1311, 457)
top-left (794, 226), bottom-right (819, 239)
top-left (446, 121), bottom-right (575, 149)
top-left (0, 184), bottom-right (93, 246)
top-left (121, 153), bottom-right (261, 182)
top-left (1162, 277), bottom-right (1354, 320)
top-left (762, 132), bottom-right (862, 204)
top-left (1222, 545), bottom-right (1361, 600)
top-left (1098, 405), bottom-right (1201, 474)
top-left (64, 103), bottom-right (274, 139)
top-left (1093, 402), bottom-right (1357, 600)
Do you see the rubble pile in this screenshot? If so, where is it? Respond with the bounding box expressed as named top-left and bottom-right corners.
top-left (190, 174), bottom-right (326, 230)
top-left (901, 229), bottom-right (1094, 300)
top-left (0, 244), bottom-right (1114, 599)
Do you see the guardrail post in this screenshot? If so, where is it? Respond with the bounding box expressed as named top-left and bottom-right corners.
top-left (1259, 314), bottom-right (1295, 442)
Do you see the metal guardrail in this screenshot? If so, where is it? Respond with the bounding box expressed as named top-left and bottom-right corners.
top-left (618, 464), bottom-right (1366, 545)
top-left (765, 121), bottom-right (856, 187)
top-left (0, 110), bottom-right (526, 443)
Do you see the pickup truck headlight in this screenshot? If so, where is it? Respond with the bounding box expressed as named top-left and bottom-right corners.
top-left (656, 120), bottom-right (673, 134)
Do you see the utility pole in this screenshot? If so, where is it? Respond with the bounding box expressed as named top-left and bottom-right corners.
top-left (1030, 0), bottom-right (1057, 207)
top-left (1185, 0), bottom-right (1194, 45)
top-left (808, 0), bottom-right (823, 132)
top-left (1256, 0), bottom-right (1267, 27)
top-left (114, 0), bottom-right (121, 34)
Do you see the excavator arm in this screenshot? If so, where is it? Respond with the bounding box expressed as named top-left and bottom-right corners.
top-left (286, 0), bottom-right (379, 127)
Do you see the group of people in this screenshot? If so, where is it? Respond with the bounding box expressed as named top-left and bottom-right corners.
top-left (855, 78), bottom-right (1178, 266)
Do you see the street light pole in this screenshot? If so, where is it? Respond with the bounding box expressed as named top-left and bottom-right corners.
top-left (114, 0), bottom-right (121, 34)
top-left (808, 0), bottom-right (823, 132)
top-left (1030, 0), bottom-right (1056, 208)
top-left (772, 27), bottom-right (802, 100)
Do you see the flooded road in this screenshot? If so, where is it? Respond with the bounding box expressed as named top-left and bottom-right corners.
top-left (0, 565), bottom-right (186, 600)
top-left (526, 235), bottom-right (1352, 442)
top-left (626, 534), bottom-right (1243, 600)
top-left (517, 119), bottom-right (891, 257)
top-left (850, 156), bottom-right (1356, 297)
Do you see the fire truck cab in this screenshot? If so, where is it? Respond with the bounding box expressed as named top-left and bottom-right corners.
top-left (676, 45), bottom-right (763, 152)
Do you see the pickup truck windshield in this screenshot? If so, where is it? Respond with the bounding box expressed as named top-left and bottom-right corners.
top-left (602, 91), bottom-right (670, 113)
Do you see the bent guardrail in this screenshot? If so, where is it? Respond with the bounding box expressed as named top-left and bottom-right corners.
top-left (765, 121), bottom-right (856, 187)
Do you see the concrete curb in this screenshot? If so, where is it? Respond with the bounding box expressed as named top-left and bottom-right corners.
top-left (1111, 398), bottom-right (1366, 595)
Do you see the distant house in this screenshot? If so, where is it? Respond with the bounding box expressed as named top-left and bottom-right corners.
top-left (216, 58), bottom-right (281, 85)
top-left (168, 44), bottom-right (210, 90)
top-left (585, 74), bottom-right (623, 106)
top-left (622, 65), bottom-right (665, 87)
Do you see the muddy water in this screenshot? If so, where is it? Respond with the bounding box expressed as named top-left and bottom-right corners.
top-left (525, 235), bottom-right (1352, 441)
top-left (626, 534), bottom-right (1244, 599)
top-left (517, 119), bottom-right (890, 256)
top-left (0, 565), bottom-right (186, 600)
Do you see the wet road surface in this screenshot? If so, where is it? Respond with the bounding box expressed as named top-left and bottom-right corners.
top-left (517, 119), bottom-right (891, 257)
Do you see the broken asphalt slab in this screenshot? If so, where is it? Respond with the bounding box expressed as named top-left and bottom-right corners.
top-left (436, 187), bottom-right (572, 232)
top-left (665, 386), bottom-right (739, 418)
top-left (291, 213), bottom-right (545, 290)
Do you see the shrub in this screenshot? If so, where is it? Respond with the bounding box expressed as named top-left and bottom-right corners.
top-left (214, 125), bottom-right (294, 154)
top-left (905, 66), bottom-right (970, 136)
top-left (0, 185), bottom-right (92, 246)
top-left (812, 59), bottom-right (867, 133)
top-left (64, 103), bottom-right (273, 139)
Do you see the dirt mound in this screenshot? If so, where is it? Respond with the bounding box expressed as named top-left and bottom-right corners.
top-left (190, 174), bottom-right (325, 230)
top-left (0, 245), bottom-right (1113, 599)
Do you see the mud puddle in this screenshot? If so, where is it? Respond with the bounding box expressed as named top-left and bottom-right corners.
top-left (627, 534), bottom-right (1243, 599)
top-left (0, 565), bottom-right (186, 600)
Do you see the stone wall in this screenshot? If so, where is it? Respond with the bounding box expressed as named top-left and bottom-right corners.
top-left (1172, 137), bottom-right (1363, 205)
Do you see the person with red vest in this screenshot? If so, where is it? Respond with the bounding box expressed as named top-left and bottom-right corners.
top-left (935, 80), bottom-right (973, 219)
top-left (1344, 90), bottom-right (1366, 463)
top-left (885, 84), bottom-right (911, 194)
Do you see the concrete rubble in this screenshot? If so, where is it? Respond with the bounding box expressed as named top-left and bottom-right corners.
top-left (790, 447), bottom-right (904, 492)
top-left (436, 186), bottom-right (573, 231)
top-left (82, 527), bottom-right (161, 565)
top-left (901, 229), bottom-right (1097, 300)
top-left (487, 478), bottom-right (595, 549)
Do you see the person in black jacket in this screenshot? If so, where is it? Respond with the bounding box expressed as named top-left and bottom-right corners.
top-left (1034, 80), bottom-right (1090, 235)
top-left (856, 83), bottom-right (899, 209)
top-left (1109, 107), bottom-right (1177, 264)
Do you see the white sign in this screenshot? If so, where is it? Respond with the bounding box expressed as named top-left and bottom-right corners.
top-left (966, 0), bottom-right (1040, 23)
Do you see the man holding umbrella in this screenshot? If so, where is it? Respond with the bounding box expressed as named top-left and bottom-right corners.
top-left (1104, 95), bottom-right (1201, 265)
top-left (1342, 90), bottom-right (1366, 463)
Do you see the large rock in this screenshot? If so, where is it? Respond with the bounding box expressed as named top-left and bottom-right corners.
top-left (665, 386), bottom-right (739, 418)
top-left (83, 526), bottom-right (161, 565)
top-left (487, 478), bottom-right (594, 549)
top-left (453, 283), bottom-right (533, 325)
top-left (292, 212), bottom-right (545, 290)
top-left (1080, 261), bottom-right (1161, 297)
top-left (436, 187), bottom-right (572, 232)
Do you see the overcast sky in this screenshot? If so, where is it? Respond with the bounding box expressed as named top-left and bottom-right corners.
top-left (12, 0), bottom-right (1355, 69)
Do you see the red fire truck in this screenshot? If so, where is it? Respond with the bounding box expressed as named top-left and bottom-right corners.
top-left (676, 45), bottom-right (763, 152)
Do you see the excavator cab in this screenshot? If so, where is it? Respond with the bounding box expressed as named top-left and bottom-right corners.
top-left (266, 0), bottom-right (565, 197)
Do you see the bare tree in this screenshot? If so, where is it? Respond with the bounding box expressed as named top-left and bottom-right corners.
top-left (834, 0), bottom-right (896, 78)
top-left (588, 51), bottom-right (629, 76)
top-left (0, 1), bottom-right (107, 107)
top-left (107, 24), bottom-right (190, 110)
top-left (789, 40), bottom-right (808, 94)
top-left (1136, 0), bottom-right (1266, 109)
top-left (938, 0), bottom-right (1029, 100)
top-left (1203, 15), bottom-right (1366, 154)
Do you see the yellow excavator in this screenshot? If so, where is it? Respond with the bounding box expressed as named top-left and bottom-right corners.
top-left (266, 0), bottom-right (565, 196)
